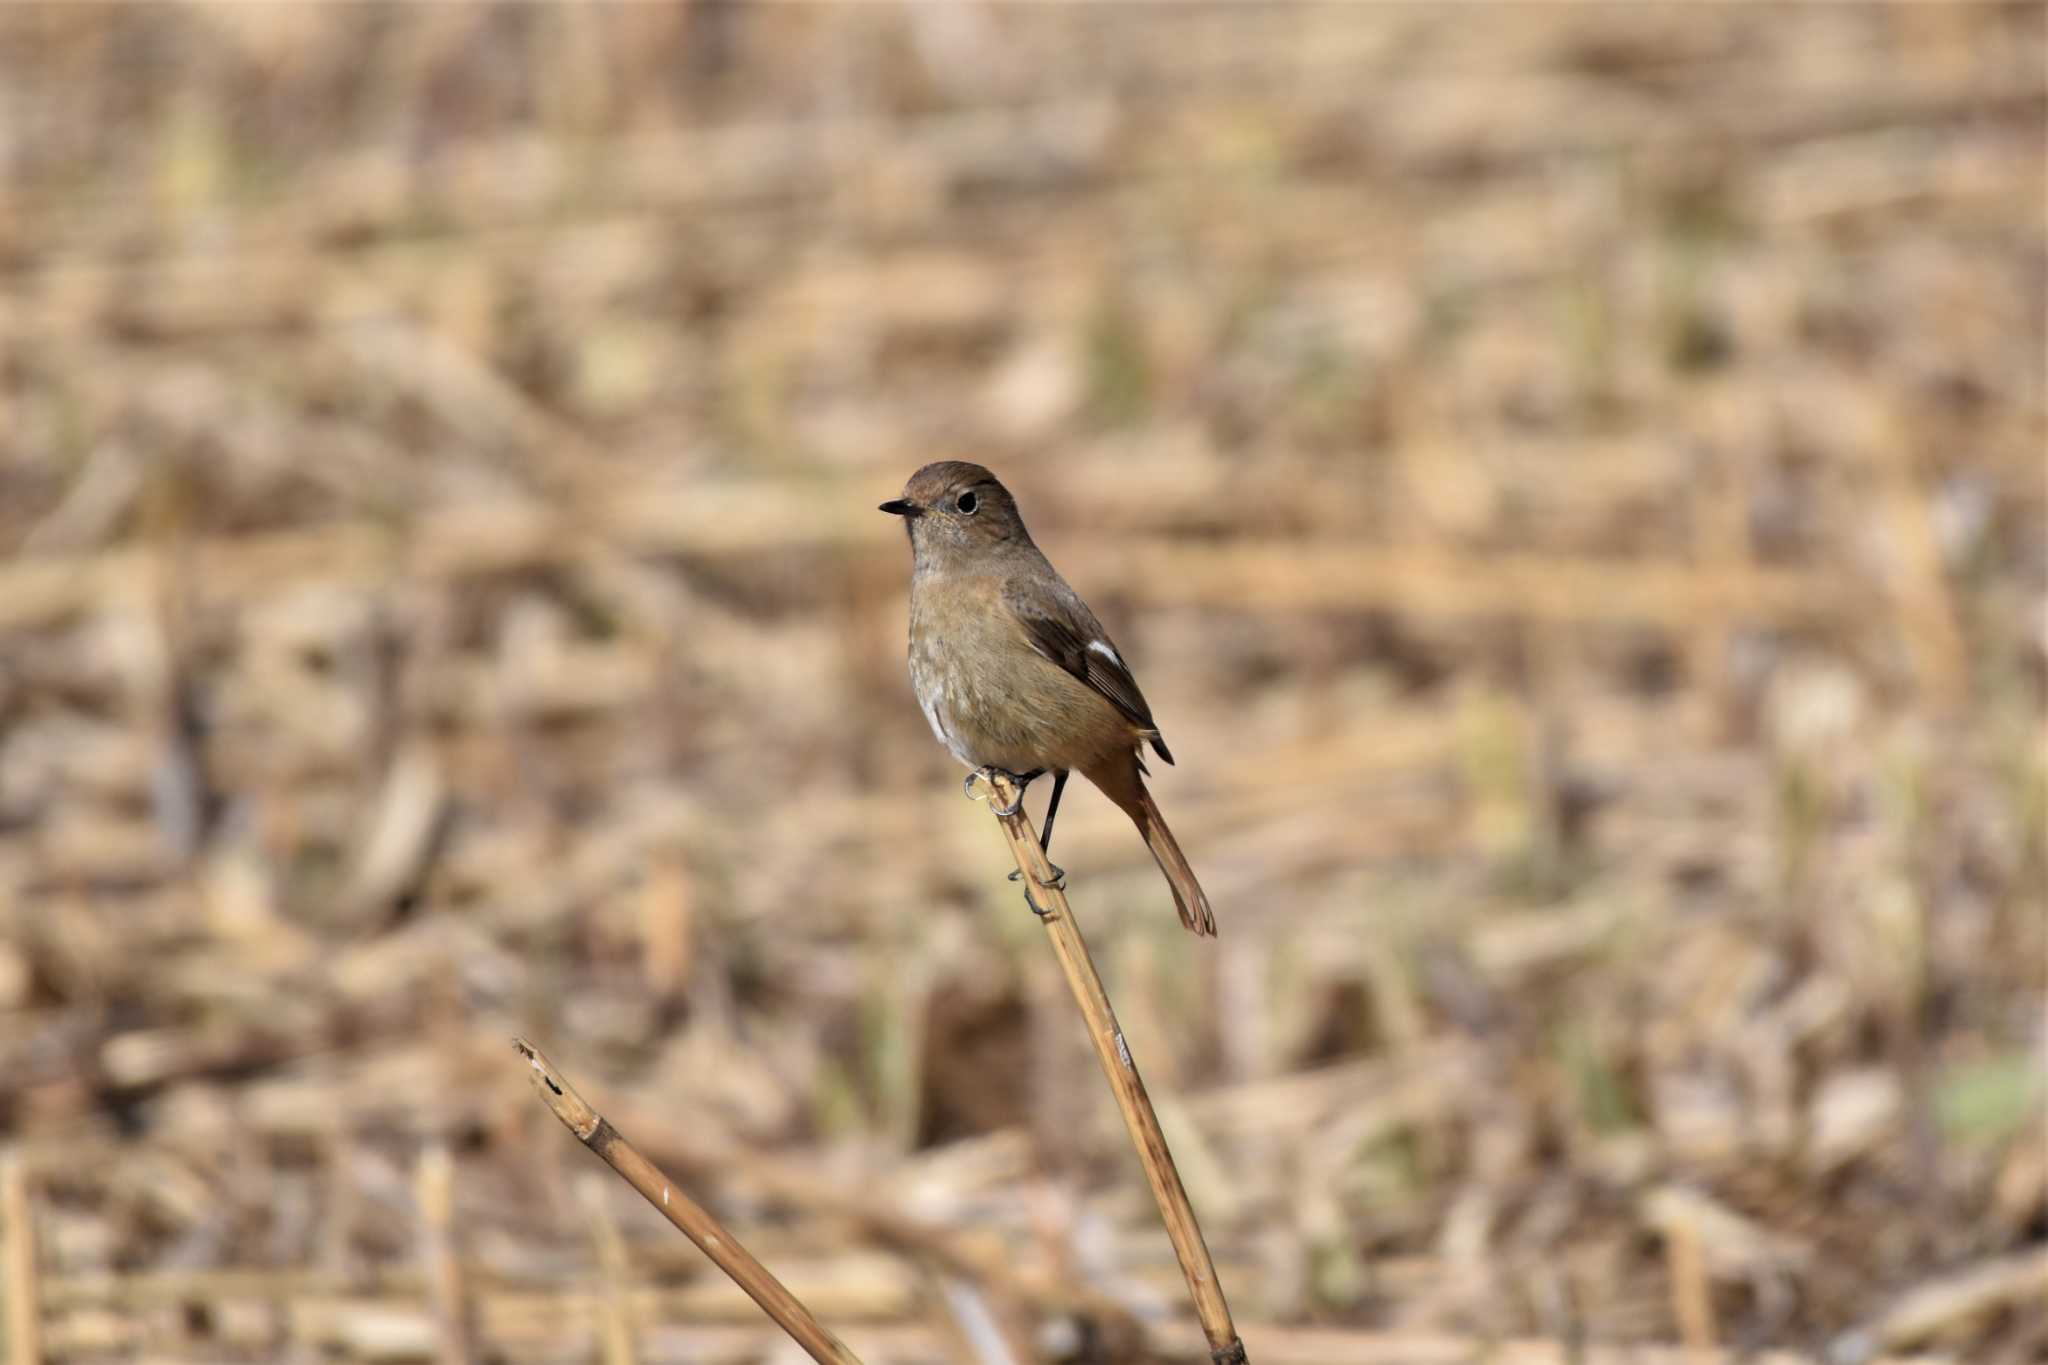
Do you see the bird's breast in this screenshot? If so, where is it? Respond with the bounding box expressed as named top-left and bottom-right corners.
top-left (907, 575), bottom-right (1136, 774)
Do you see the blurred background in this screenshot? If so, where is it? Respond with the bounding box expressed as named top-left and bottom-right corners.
top-left (0, 4), bottom-right (2043, 1363)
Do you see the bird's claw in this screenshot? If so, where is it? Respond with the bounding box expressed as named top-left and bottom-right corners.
top-left (966, 766), bottom-right (1028, 817)
top-left (964, 769), bottom-right (1060, 913)
top-left (1010, 863), bottom-right (1065, 919)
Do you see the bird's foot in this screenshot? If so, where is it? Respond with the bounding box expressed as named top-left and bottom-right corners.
top-left (965, 765), bottom-right (1037, 817)
top-left (1009, 863), bottom-right (1065, 919)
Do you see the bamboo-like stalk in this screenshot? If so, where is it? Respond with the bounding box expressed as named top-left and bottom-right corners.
top-left (512, 1039), bottom-right (864, 1365)
top-left (972, 769), bottom-right (1248, 1365)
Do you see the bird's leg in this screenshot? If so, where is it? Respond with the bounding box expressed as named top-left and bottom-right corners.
top-left (1008, 769), bottom-right (1069, 873)
top-left (1007, 769), bottom-right (1069, 913)
top-left (1038, 769), bottom-right (1069, 857)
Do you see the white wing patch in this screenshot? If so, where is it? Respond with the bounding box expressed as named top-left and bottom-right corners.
top-left (1088, 639), bottom-right (1123, 667)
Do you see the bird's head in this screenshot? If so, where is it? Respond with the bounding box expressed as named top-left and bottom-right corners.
top-left (879, 461), bottom-right (1030, 566)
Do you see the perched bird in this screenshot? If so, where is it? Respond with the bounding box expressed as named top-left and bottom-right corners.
top-left (881, 461), bottom-right (1215, 936)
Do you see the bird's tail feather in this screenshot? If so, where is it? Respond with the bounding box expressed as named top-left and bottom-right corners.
top-left (1134, 786), bottom-right (1215, 937)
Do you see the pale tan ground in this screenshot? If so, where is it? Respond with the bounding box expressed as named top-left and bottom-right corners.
top-left (0, 5), bottom-right (2043, 1364)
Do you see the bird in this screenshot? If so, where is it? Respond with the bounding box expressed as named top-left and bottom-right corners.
top-left (880, 461), bottom-right (1215, 936)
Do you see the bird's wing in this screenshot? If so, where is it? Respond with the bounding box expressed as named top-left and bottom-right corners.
top-left (1004, 576), bottom-right (1172, 762)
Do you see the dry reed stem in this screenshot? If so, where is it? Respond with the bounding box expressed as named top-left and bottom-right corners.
top-left (1147, 1324), bottom-right (1957, 1365)
top-left (511, 1039), bottom-right (863, 1365)
top-left (973, 769), bottom-right (1247, 1365)
top-left (1, 1155), bottom-right (38, 1365)
top-left (1660, 1212), bottom-right (1717, 1357)
top-left (415, 1142), bottom-right (472, 1365)
top-left (590, 1093), bottom-right (1140, 1333)
top-left (578, 1172), bottom-right (641, 1365)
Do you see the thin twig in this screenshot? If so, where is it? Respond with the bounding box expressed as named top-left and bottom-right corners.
top-left (972, 769), bottom-right (1248, 1365)
top-left (512, 1039), bottom-right (864, 1365)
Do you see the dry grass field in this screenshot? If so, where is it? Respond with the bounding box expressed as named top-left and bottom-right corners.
top-left (1, 4), bottom-right (2043, 1363)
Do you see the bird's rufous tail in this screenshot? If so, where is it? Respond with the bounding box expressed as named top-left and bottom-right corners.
top-left (1133, 785), bottom-right (1216, 937)
top-left (1084, 757), bottom-right (1216, 937)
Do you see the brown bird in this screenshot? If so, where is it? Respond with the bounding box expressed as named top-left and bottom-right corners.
top-left (881, 461), bottom-right (1215, 936)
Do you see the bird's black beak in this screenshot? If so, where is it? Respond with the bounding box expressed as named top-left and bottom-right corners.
top-left (878, 498), bottom-right (919, 518)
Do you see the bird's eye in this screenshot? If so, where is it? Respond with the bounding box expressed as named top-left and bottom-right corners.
top-left (956, 491), bottom-right (978, 514)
